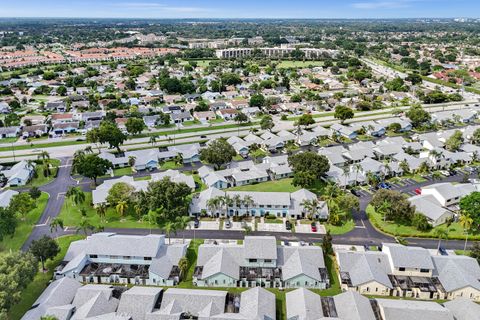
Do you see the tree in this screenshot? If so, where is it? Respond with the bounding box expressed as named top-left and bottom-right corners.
top-left (97, 121), bottom-right (127, 152)
top-left (199, 138), bottom-right (236, 170)
top-left (38, 151), bottom-right (51, 177)
top-left (445, 130), bottom-right (464, 151)
top-left (164, 221), bottom-right (177, 244)
top-left (0, 206), bottom-right (16, 241)
top-left (459, 213), bottom-right (474, 251)
top-left (459, 192), bottom-right (480, 228)
top-left (249, 93), bottom-right (265, 107)
top-left (371, 189), bottom-right (415, 223)
top-left (470, 242), bottom-right (480, 263)
top-left (175, 215), bottom-right (191, 243)
top-left (144, 177), bottom-right (192, 221)
top-left (125, 117), bottom-right (146, 135)
top-left (412, 213), bottom-right (431, 232)
top-left (288, 152), bottom-right (330, 187)
top-left (259, 115), bottom-right (274, 131)
top-left (178, 256), bottom-right (189, 279)
top-left (406, 104), bottom-right (431, 128)
top-left (106, 182), bottom-right (135, 206)
top-left (0, 251), bottom-right (37, 318)
top-left (234, 113), bottom-right (249, 134)
top-left (433, 228), bottom-right (448, 252)
top-left (472, 128), bottom-right (480, 145)
top-left (29, 235), bottom-right (60, 271)
top-left (9, 193), bottom-right (36, 220)
top-left (301, 198), bottom-right (319, 220)
top-left (334, 105), bottom-right (354, 124)
top-left (76, 217), bottom-right (95, 236)
top-left (405, 73), bottom-right (423, 85)
top-left (116, 201), bottom-right (128, 217)
top-left (49, 217), bottom-right (64, 235)
top-left (73, 153), bottom-right (113, 185)
top-left (29, 186), bottom-right (42, 200)
top-left (322, 230), bottom-right (333, 255)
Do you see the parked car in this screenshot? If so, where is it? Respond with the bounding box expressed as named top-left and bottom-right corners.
top-left (439, 170), bottom-right (451, 177)
top-left (351, 189), bottom-right (360, 197)
top-left (200, 135), bottom-right (207, 139)
top-left (193, 219), bottom-right (200, 228)
top-left (378, 182), bottom-right (392, 190)
top-left (438, 247), bottom-right (448, 256)
top-left (311, 222), bottom-right (317, 232)
top-left (285, 220), bottom-right (292, 230)
top-left (224, 219), bottom-right (232, 229)
top-left (414, 188), bottom-right (422, 195)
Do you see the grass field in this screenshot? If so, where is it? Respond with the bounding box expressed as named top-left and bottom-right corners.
top-left (23, 159), bottom-right (61, 188)
top-left (8, 235), bottom-right (85, 320)
top-left (0, 192), bottom-right (49, 252)
top-left (226, 178), bottom-right (326, 195)
top-left (325, 219), bottom-right (355, 235)
top-left (276, 60), bottom-right (324, 68)
top-left (367, 205), bottom-right (478, 240)
top-left (58, 192), bottom-right (156, 229)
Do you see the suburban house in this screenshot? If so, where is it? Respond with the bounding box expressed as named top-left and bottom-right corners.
top-left (171, 111), bottom-right (193, 123)
top-left (193, 236), bottom-right (329, 289)
top-left (55, 233), bottom-right (188, 287)
top-left (0, 126), bottom-right (20, 138)
top-left (2, 160), bottom-right (35, 186)
top-left (330, 123), bottom-right (357, 140)
top-left (23, 279), bottom-right (276, 320)
top-left (193, 111), bottom-right (216, 122)
top-left (0, 189), bottom-right (18, 208)
top-left (190, 187), bottom-right (328, 220)
top-left (409, 183), bottom-right (477, 226)
top-left (336, 243), bottom-right (480, 301)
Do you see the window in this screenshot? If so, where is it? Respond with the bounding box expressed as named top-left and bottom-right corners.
top-left (420, 268), bottom-right (429, 273)
top-left (399, 267), bottom-right (405, 272)
top-left (144, 257), bottom-right (152, 261)
top-left (123, 256), bottom-right (131, 260)
top-left (249, 259), bottom-right (257, 263)
top-left (89, 254), bottom-right (98, 259)
top-left (264, 259), bottom-right (272, 263)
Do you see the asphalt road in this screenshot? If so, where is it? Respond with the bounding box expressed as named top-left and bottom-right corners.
top-left (20, 153), bottom-right (480, 252)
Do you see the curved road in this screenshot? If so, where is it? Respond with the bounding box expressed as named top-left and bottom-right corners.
top-left (21, 155), bottom-right (479, 251)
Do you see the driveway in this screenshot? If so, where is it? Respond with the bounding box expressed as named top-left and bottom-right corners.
top-left (295, 222), bottom-right (326, 234)
top-left (190, 220), bottom-right (220, 230)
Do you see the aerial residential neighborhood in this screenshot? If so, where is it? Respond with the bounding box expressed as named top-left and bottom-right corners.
top-left (2, 1), bottom-right (480, 319)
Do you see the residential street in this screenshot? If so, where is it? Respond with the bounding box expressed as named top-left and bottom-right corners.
top-left (21, 154), bottom-right (480, 251)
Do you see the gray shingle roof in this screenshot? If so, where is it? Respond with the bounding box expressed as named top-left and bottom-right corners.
top-left (334, 291), bottom-right (376, 320)
top-left (383, 243), bottom-right (434, 271)
top-left (432, 255), bottom-right (480, 292)
top-left (244, 236), bottom-right (277, 260)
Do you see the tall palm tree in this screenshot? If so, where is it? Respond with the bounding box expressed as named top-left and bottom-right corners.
top-left (377, 199), bottom-right (392, 222)
top-left (459, 213), bottom-right (474, 251)
top-left (49, 217), bottom-right (64, 235)
top-left (174, 153), bottom-right (183, 166)
top-left (149, 136), bottom-right (157, 146)
top-left (242, 195), bottom-right (254, 216)
top-left (164, 221), bottom-right (177, 244)
top-left (399, 160), bottom-right (410, 176)
top-left (231, 194), bottom-right (242, 216)
top-left (220, 195), bottom-right (233, 217)
top-left (433, 228), bottom-right (449, 253)
top-left (73, 188), bottom-right (85, 206)
top-left (207, 197), bottom-right (221, 216)
top-left (76, 217), bottom-right (94, 236)
top-left (178, 256), bottom-right (189, 280)
top-left (354, 163), bottom-right (362, 186)
top-left (38, 151), bottom-right (51, 176)
top-left (301, 198), bottom-right (318, 220)
top-left (175, 216), bottom-right (191, 243)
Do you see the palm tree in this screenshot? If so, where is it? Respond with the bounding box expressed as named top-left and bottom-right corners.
top-left (73, 188), bottom-right (85, 206)
top-left (354, 163), bottom-right (362, 186)
top-left (328, 205), bottom-right (342, 226)
top-left (431, 171), bottom-right (443, 181)
top-left (164, 221), bottom-right (177, 244)
top-left (231, 194), bottom-right (242, 216)
top-left (242, 195), bottom-right (254, 216)
top-left (220, 195), bottom-right (233, 217)
top-left (38, 151), bottom-right (51, 176)
top-left (116, 201), bottom-right (128, 217)
top-left (178, 256), bottom-right (189, 280)
top-left (149, 136), bottom-right (157, 146)
top-left (417, 161), bottom-right (430, 175)
top-left (76, 217), bottom-right (94, 236)
top-left (175, 216), bottom-right (191, 243)
top-left (96, 204), bottom-right (107, 223)
top-left (128, 156), bottom-right (136, 168)
top-left (459, 213), bottom-right (474, 251)
top-left (383, 162), bottom-right (392, 180)
top-left (301, 198), bottom-right (319, 220)
top-left (433, 228), bottom-right (449, 254)
top-left (174, 153), bottom-right (183, 166)
top-left (49, 217), bottom-right (64, 235)
top-left (399, 160), bottom-right (410, 176)
top-left (322, 182), bottom-right (340, 207)
top-left (207, 197), bottom-right (221, 216)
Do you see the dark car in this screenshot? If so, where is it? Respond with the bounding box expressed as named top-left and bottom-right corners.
top-left (378, 182), bottom-right (392, 190)
top-left (285, 220), bottom-right (292, 230)
top-left (438, 247), bottom-right (448, 256)
top-left (193, 219), bottom-right (200, 228)
top-left (200, 135), bottom-right (207, 139)
top-left (224, 219), bottom-right (232, 229)
top-left (351, 189), bottom-right (360, 197)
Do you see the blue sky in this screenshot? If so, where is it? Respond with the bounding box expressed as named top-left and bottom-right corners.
top-left (1, 0), bottom-right (478, 19)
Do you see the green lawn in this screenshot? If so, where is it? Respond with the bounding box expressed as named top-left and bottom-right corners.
top-left (22, 159), bottom-right (61, 188)
top-left (177, 239), bottom-right (204, 287)
top-left (325, 219), bottom-right (355, 235)
top-left (0, 192), bottom-right (49, 252)
top-left (367, 205), bottom-right (478, 240)
top-left (160, 161), bottom-right (182, 170)
top-left (112, 167), bottom-right (134, 176)
top-left (0, 137), bottom-right (18, 144)
top-left (312, 255), bottom-right (342, 296)
top-left (227, 178), bottom-right (326, 195)
top-left (58, 192), bottom-right (156, 229)
top-left (8, 235), bottom-right (85, 320)
top-left (277, 60), bottom-right (324, 68)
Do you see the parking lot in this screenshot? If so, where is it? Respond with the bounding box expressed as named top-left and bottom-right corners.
top-left (295, 221), bottom-right (326, 234)
top-left (257, 218), bottom-right (288, 232)
top-left (190, 219), bottom-right (220, 230)
top-left (227, 221), bottom-right (254, 231)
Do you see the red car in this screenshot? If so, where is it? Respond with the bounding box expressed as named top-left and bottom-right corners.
top-left (311, 222), bottom-right (317, 232)
top-left (414, 188), bottom-right (422, 195)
